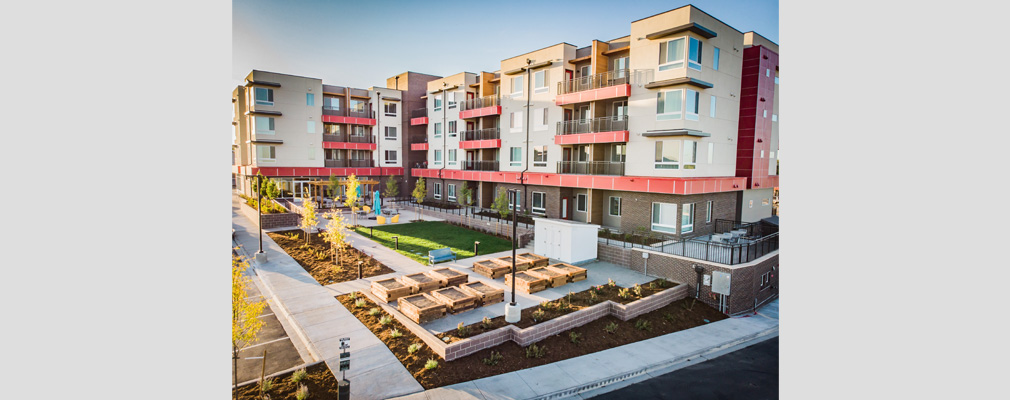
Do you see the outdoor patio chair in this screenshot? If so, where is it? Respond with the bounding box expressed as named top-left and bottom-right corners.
top-left (377, 215), bottom-right (386, 225)
top-left (391, 214), bottom-right (399, 223)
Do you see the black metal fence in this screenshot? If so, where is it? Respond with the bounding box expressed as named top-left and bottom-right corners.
top-left (599, 228), bottom-right (779, 265)
top-left (714, 219), bottom-right (778, 237)
top-left (390, 198), bottom-right (535, 230)
top-left (411, 108), bottom-right (427, 118)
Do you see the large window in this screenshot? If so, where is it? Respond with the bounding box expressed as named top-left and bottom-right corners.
top-left (712, 47), bottom-right (720, 71)
top-left (448, 121), bottom-right (457, 137)
top-left (611, 144), bottom-right (626, 162)
top-left (533, 146), bottom-right (547, 167)
top-left (681, 203), bottom-right (695, 234)
top-left (686, 90), bottom-right (699, 121)
top-left (434, 122), bottom-right (442, 138)
top-left (532, 192), bottom-right (546, 215)
top-left (609, 196), bottom-right (621, 216)
top-left (688, 37), bottom-right (703, 70)
top-left (447, 92), bottom-right (456, 109)
top-left (576, 194), bottom-right (587, 212)
top-left (384, 150), bottom-right (397, 164)
top-left (448, 184), bottom-right (457, 201)
top-left (434, 150), bottom-right (442, 165)
top-left (306, 93), bottom-right (315, 106)
top-left (384, 102), bottom-right (397, 116)
top-left (683, 141), bottom-right (697, 169)
top-left (613, 56), bottom-right (628, 78)
top-left (509, 147), bottom-right (522, 167)
top-left (323, 96), bottom-right (340, 110)
top-left (512, 76), bottom-right (524, 96)
top-left (256, 145), bottom-right (275, 162)
top-left (349, 99), bottom-right (366, 112)
top-left (651, 202), bottom-right (677, 233)
top-left (308, 146), bottom-right (315, 160)
top-left (655, 140), bottom-right (681, 169)
top-left (352, 126), bottom-right (366, 137)
top-left (448, 149), bottom-right (457, 165)
top-left (434, 182), bottom-right (442, 199)
top-left (385, 126), bottom-right (397, 140)
top-left (533, 70), bottom-right (548, 93)
top-left (255, 116), bottom-right (274, 135)
top-left (659, 37), bottom-right (685, 71)
top-left (254, 87), bottom-right (273, 105)
top-left (657, 89), bottom-right (683, 120)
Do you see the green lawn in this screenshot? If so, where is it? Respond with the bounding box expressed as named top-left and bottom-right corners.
top-left (352, 221), bottom-right (513, 265)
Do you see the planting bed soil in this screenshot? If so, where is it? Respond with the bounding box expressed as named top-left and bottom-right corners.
top-left (430, 286), bottom-right (479, 314)
top-left (426, 268), bottom-right (469, 287)
top-left (400, 273), bottom-right (441, 294)
top-left (548, 263), bottom-right (588, 282)
top-left (337, 290), bottom-right (725, 390)
top-left (398, 293), bottom-right (446, 324)
top-left (473, 259), bottom-right (511, 279)
top-left (459, 281), bottom-right (504, 306)
top-left (518, 252), bottom-right (549, 268)
top-left (439, 279), bottom-right (676, 342)
top-left (267, 230), bottom-right (394, 284)
top-left (372, 278), bottom-right (412, 302)
top-left (504, 271), bottom-right (549, 294)
top-left (234, 362), bottom-right (339, 400)
top-left (527, 266), bottom-right (567, 288)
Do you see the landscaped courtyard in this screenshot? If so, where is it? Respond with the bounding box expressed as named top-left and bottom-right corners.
top-left (352, 221), bottom-right (513, 265)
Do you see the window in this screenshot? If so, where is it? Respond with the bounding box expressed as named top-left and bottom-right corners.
top-left (532, 192), bottom-right (546, 215)
top-left (434, 122), bottom-right (442, 138)
top-left (685, 90), bottom-right (699, 121)
top-left (761, 150), bottom-right (765, 158)
top-left (613, 56), bottom-right (628, 78)
top-left (609, 197), bottom-right (621, 216)
top-left (324, 123), bottom-right (341, 135)
top-left (509, 147), bottom-right (522, 167)
top-left (533, 146), bottom-right (547, 167)
top-left (351, 126), bottom-right (366, 137)
top-left (255, 116), bottom-right (275, 135)
top-left (307, 120), bottom-right (316, 133)
top-left (577, 105), bottom-right (590, 120)
top-left (655, 140), bottom-right (681, 169)
top-left (749, 199), bottom-right (754, 208)
top-left (772, 114), bottom-right (778, 122)
top-left (349, 99), bottom-right (366, 112)
top-left (611, 144), bottom-right (626, 162)
top-left (512, 76), bottom-right (524, 96)
top-left (256, 145), bottom-right (275, 162)
top-left (706, 201), bottom-right (713, 223)
top-left (775, 76), bottom-right (780, 85)
top-left (577, 145), bottom-right (589, 162)
top-left (448, 184), bottom-right (457, 201)
top-left (710, 95), bottom-right (717, 118)
top-left (683, 141), bottom-right (697, 169)
top-left (579, 65), bottom-right (590, 77)
top-left (384, 126), bottom-right (397, 140)
top-left (384, 150), bottom-right (397, 164)
top-left (533, 108), bottom-right (547, 131)
top-left (763, 110), bottom-right (768, 118)
top-left (434, 149), bottom-right (442, 165)
top-left (324, 96), bottom-right (340, 110)
top-left (708, 143), bottom-right (714, 164)
top-left (688, 37), bottom-right (703, 70)
top-left (448, 149), bottom-right (457, 165)
top-left (659, 37), bottom-right (685, 71)
top-left (510, 111), bottom-right (522, 132)
top-left (434, 182), bottom-right (442, 199)
top-left (507, 190), bottom-right (522, 210)
top-left (657, 89), bottom-right (683, 120)
top-left (306, 93), bottom-right (315, 106)
top-left (681, 203), bottom-right (695, 234)
top-left (533, 70), bottom-right (548, 93)
top-left (712, 47), bottom-right (720, 71)
top-left (651, 202), bottom-right (677, 233)
top-left (448, 121), bottom-right (457, 137)
top-left (613, 101), bottom-right (627, 119)
top-left (762, 198), bottom-right (770, 206)
top-left (308, 145), bottom-right (315, 160)
top-left (576, 194), bottom-right (587, 212)
top-left (254, 87), bottom-right (273, 105)
top-left (434, 95), bottom-right (442, 111)
top-left (384, 102), bottom-right (397, 116)
top-left (766, 69), bottom-right (771, 77)
top-left (447, 92), bottom-right (456, 109)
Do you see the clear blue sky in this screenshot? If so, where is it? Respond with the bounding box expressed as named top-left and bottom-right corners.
top-left (233, 0), bottom-right (778, 89)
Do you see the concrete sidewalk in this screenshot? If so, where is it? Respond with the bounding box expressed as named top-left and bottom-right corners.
top-left (390, 299), bottom-right (779, 400)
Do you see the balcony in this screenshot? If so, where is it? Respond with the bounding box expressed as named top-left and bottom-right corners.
top-left (556, 161), bottom-right (625, 176)
top-left (325, 159), bottom-right (375, 168)
top-left (322, 106), bottom-right (376, 125)
top-left (410, 108), bottom-right (428, 125)
top-left (459, 127), bottom-right (501, 149)
top-left (411, 142), bottom-right (428, 151)
top-left (322, 133), bottom-right (376, 150)
top-left (459, 95), bottom-right (502, 119)
top-left (555, 69), bottom-right (631, 106)
top-left (555, 115), bottom-right (630, 145)
top-left (463, 160), bottom-right (499, 171)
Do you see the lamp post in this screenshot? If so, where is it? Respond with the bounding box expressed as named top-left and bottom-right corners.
top-left (255, 174), bottom-right (267, 262)
top-left (504, 190), bottom-right (520, 323)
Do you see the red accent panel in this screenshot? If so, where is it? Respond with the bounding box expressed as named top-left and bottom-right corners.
top-left (410, 117), bottom-right (428, 125)
top-left (410, 143), bottom-right (428, 151)
top-left (380, 167), bottom-right (404, 176)
top-left (458, 106), bottom-right (502, 119)
top-left (408, 168), bottom-right (747, 195)
top-left (321, 115), bottom-right (376, 126)
top-left (249, 167), bottom-right (386, 177)
top-left (553, 131), bottom-right (629, 145)
top-left (458, 139), bottom-right (501, 149)
top-left (322, 142), bottom-right (377, 150)
top-left (554, 84), bottom-right (630, 106)
top-left (735, 45), bottom-right (778, 189)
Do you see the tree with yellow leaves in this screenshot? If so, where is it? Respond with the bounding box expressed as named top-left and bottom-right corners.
top-left (233, 254), bottom-right (266, 394)
top-left (299, 196), bottom-right (319, 245)
top-left (322, 210), bottom-right (349, 269)
top-left (343, 174), bottom-right (361, 227)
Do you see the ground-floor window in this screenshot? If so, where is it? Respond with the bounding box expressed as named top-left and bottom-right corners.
top-left (434, 182), bottom-right (442, 199)
top-left (706, 200), bottom-right (713, 223)
top-left (651, 202), bottom-right (678, 233)
top-left (609, 196), bottom-right (621, 216)
top-left (507, 190), bottom-right (522, 210)
top-left (448, 184), bottom-right (456, 202)
top-left (681, 203), bottom-right (695, 234)
top-left (532, 192), bottom-right (546, 215)
top-left (576, 193), bottom-right (587, 212)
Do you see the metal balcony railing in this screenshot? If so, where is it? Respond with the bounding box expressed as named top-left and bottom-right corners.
top-left (459, 95), bottom-right (500, 111)
top-left (408, 134), bottom-right (428, 144)
top-left (461, 127), bottom-right (500, 141)
top-left (322, 107), bottom-right (375, 119)
top-left (463, 160), bottom-right (499, 171)
top-left (323, 133), bottom-right (374, 143)
top-left (556, 115), bottom-right (629, 135)
top-left (557, 69), bottom-right (630, 95)
top-left (556, 161), bottom-right (625, 176)
top-left (325, 159), bottom-right (374, 168)
top-left (411, 108), bottom-right (427, 118)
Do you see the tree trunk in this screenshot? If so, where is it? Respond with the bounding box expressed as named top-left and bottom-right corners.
top-left (233, 348), bottom-right (239, 398)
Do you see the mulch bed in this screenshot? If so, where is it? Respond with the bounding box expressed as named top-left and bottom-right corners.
top-left (267, 230), bottom-right (394, 285)
top-left (234, 362), bottom-right (340, 400)
top-left (337, 289), bottom-right (726, 390)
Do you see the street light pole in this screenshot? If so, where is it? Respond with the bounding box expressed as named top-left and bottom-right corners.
top-left (255, 174), bottom-right (267, 262)
top-left (505, 189), bottom-right (520, 323)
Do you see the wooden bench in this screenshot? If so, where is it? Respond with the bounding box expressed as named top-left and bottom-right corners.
top-left (397, 293), bottom-right (445, 324)
top-left (547, 263), bottom-right (588, 283)
top-left (430, 287), bottom-right (479, 314)
top-left (504, 271), bottom-right (549, 294)
top-left (527, 267), bottom-right (567, 288)
top-left (370, 278), bottom-right (413, 302)
top-left (399, 273), bottom-right (441, 294)
top-left (425, 268), bottom-right (468, 287)
top-left (459, 281), bottom-right (505, 306)
top-left (517, 253), bottom-right (549, 268)
top-left (428, 247), bottom-right (457, 266)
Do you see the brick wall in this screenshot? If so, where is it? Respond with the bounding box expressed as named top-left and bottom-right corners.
top-left (237, 201), bottom-right (301, 229)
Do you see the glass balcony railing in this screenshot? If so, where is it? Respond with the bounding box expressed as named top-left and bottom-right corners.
top-left (557, 69), bottom-right (630, 95)
top-left (556, 115), bottom-right (629, 135)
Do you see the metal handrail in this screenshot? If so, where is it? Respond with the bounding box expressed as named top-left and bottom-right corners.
top-left (463, 160), bottom-right (499, 171)
top-left (322, 107), bottom-right (375, 119)
top-left (411, 108), bottom-right (427, 118)
top-left (323, 133), bottom-right (374, 143)
top-left (461, 128), bottom-right (500, 141)
top-left (459, 95), bottom-right (500, 111)
top-left (556, 161), bottom-right (625, 176)
top-left (556, 115), bottom-right (629, 135)
top-left (557, 69), bottom-right (630, 95)
top-left (324, 159), bottom-right (374, 168)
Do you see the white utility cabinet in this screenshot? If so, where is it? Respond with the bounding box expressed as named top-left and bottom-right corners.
top-left (533, 218), bottom-right (600, 264)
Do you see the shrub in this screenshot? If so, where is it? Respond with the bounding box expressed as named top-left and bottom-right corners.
top-left (657, 279), bottom-right (669, 288)
top-left (531, 309), bottom-right (546, 322)
top-left (354, 298), bottom-right (367, 308)
top-left (648, 281), bottom-right (657, 290)
top-left (557, 300), bottom-right (572, 312)
top-left (295, 384), bottom-right (309, 400)
top-left (290, 368), bottom-right (307, 383)
top-left (390, 328), bottom-right (403, 339)
top-left (482, 350), bottom-right (503, 366)
top-left (569, 331), bottom-right (582, 344)
top-left (632, 284), bottom-right (643, 297)
top-left (424, 358), bottom-right (439, 370)
top-left (379, 315), bottom-right (392, 326)
top-left (348, 291), bottom-right (358, 300)
top-left (260, 378), bottom-right (274, 392)
top-left (368, 307), bottom-right (380, 316)
top-left (604, 321), bottom-right (619, 334)
top-left (635, 319), bottom-right (652, 331)
top-left (525, 343), bottom-right (546, 358)
top-left (539, 300), bottom-right (552, 310)
top-left (617, 288), bottom-right (631, 300)
top-left (589, 291), bottom-right (598, 303)
top-left (663, 313), bottom-right (676, 322)
top-left (408, 343), bottom-right (422, 354)
top-left (457, 322), bottom-right (470, 337)
top-left (607, 278), bottom-right (617, 288)
top-left (480, 316), bottom-right (492, 330)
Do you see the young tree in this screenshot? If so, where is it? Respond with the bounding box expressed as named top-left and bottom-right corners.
top-left (492, 189), bottom-right (511, 236)
top-left (458, 183), bottom-right (474, 227)
top-left (233, 255), bottom-right (266, 394)
top-left (299, 197), bottom-right (319, 245)
top-left (262, 177), bottom-right (280, 200)
top-left (383, 175), bottom-right (399, 204)
top-left (412, 177), bottom-right (427, 221)
top-left (322, 210), bottom-right (349, 267)
top-left (328, 173), bottom-right (341, 200)
top-left (344, 174), bottom-right (361, 226)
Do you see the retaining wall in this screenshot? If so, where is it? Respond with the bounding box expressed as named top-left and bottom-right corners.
top-left (237, 200), bottom-right (301, 229)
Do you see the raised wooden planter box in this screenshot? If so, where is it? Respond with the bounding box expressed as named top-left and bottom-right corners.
top-left (547, 263), bottom-right (588, 283)
top-left (370, 278), bottom-right (412, 302)
top-left (473, 259), bottom-right (511, 279)
top-left (492, 256), bottom-right (532, 272)
top-left (430, 287), bottom-right (479, 314)
top-left (504, 271), bottom-right (549, 294)
top-left (397, 293), bottom-right (446, 324)
top-left (425, 268), bottom-right (468, 287)
top-left (518, 252), bottom-right (549, 268)
top-left (526, 267), bottom-right (567, 288)
top-left (399, 273), bottom-right (441, 294)
top-left (459, 281), bottom-right (505, 306)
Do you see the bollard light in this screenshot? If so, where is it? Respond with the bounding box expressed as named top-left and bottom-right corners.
top-left (358, 261), bottom-right (363, 280)
top-left (474, 241), bottom-right (480, 256)
top-left (393, 236), bottom-right (399, 250)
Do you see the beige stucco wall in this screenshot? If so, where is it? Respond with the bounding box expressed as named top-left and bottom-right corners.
top-left (426, 72), bottom-right (477, 171)
top-left (245, 70), bottom-right (324, 169)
